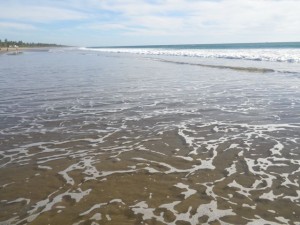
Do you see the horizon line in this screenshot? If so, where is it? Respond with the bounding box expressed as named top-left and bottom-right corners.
top-left (87, 41), bottom-right (300, 48)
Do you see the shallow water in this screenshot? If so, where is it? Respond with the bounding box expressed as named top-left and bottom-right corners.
top-left (0, 49), bottom-right (300, 225)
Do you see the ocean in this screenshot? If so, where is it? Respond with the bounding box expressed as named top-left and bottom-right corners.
top-left (0, 43), bottom-right (300, 224)
top-left (86, 42), bottom-right (300, 63)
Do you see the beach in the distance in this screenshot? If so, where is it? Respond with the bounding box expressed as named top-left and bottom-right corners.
top-left (1, 43), bottom-right (300, 224)
top-left (0, 47), bottom-right (63, 55)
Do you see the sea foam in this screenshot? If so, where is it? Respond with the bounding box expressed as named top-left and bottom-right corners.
top-left (80, 47), bottom-right (300, 63)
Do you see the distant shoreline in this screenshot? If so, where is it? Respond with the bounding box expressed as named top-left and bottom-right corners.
top-left (0, 46), bottom-right (64, 55)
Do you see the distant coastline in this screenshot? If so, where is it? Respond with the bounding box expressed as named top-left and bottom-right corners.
top-left (0, 39), bottom-right (66, 55)
top-left (0, 46), bottom-right (65, 55)
top-left (0, 39), bottom-right (65, 54)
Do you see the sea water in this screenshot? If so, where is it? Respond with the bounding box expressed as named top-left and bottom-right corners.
top-left (85, 42), bottom-right (300, 63)
top-left (0, 44), bottom-right (300, 224)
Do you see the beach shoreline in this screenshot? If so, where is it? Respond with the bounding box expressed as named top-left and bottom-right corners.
top-left (0, 46), bottom-right (64, 55)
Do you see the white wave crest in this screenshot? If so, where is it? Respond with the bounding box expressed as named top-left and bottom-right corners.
top-left (79, 47), bottom-right (300, 63)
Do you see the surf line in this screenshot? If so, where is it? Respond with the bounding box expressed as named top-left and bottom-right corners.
top-left (152, 58), bottom-right (276, 73)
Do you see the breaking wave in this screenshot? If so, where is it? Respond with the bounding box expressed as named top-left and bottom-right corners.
top-left (80, 47), bottom-right (300, 63)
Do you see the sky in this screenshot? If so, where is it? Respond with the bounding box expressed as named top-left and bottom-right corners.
top-left (0, 0), bottom-right (300, 47)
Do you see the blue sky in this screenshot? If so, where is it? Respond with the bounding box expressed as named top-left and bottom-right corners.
top-left (0, 0), bottom-right (299, 46)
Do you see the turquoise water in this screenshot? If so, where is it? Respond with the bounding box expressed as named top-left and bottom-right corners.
top-left (85, 42), bottom-right (300, 64)
top-left (96, 42), bottom-right (300, 49)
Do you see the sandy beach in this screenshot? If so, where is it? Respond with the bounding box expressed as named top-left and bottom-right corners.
top-left (0, 47), bottom-right (61, 54)
top-left (0, 47), bottom-right (30, 54)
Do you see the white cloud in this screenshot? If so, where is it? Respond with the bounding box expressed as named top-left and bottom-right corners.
top-left (1, 0), bottom-right (300, 45)
top-left (84, 23), bottom-right (128, 30)
top-left (105, 0), bottom-right (299, 30)
top-left (73, 0), bottom-right (299, 40)
top-left (0, 22), bottom-right (36, 30)
top-left (0, 5), bottom-right (86, 22)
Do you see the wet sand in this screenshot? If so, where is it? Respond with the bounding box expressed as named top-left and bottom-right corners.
top-left (0, 47), bottom-right (61, 55)
top-left (1, 122), bottom-right (300, 224)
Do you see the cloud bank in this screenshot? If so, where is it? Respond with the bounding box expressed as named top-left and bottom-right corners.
top-left (0, 0), bottom-right (299, 46)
